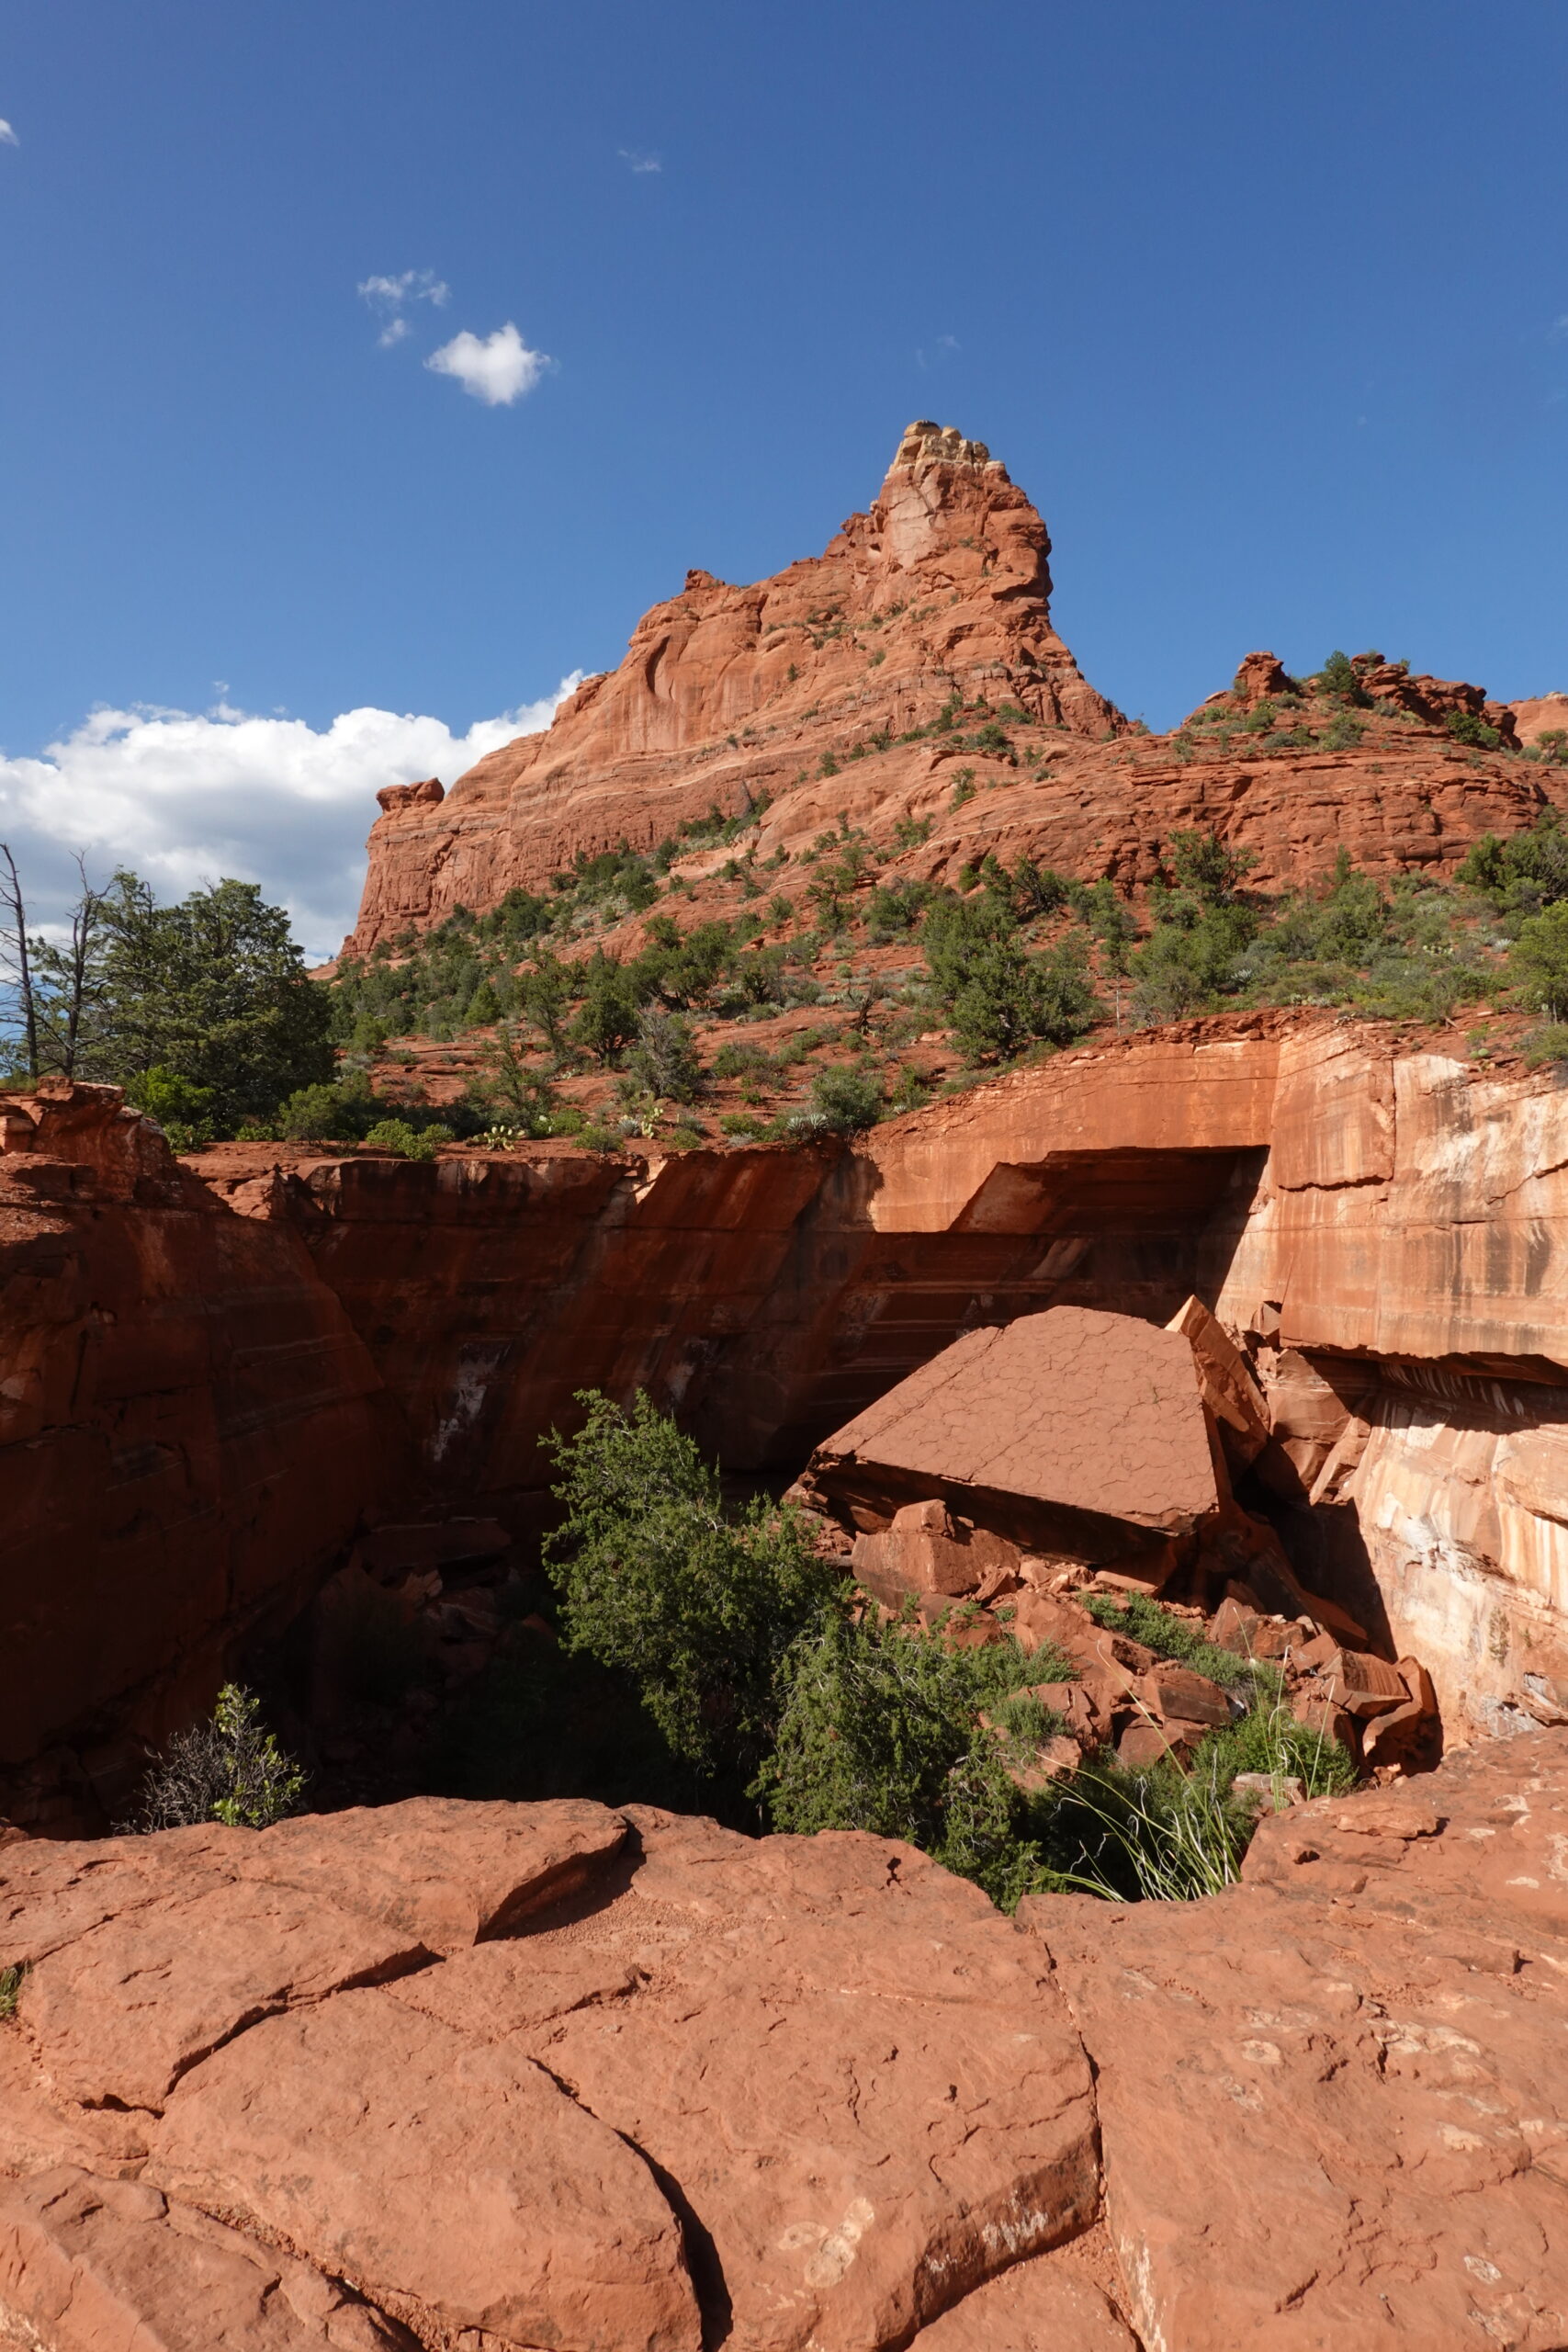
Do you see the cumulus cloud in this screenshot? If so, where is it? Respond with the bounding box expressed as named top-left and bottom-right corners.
top-left (0, 678), bottom-right (581, 961)
top-left (358, 268), bottom-right (450, 346)
top-left (0, 121), bottom-right (17, 147)
top-left (618, 147), bottom-right (661, 174)
top-left (426, 322), bottom-right (549, 406)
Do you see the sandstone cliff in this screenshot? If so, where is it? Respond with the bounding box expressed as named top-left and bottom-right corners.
top-left (12, 1015), bottom-right (1568, 1826)
top-left (0, 1086), bottom-right (395, 1831)
top-left (344, 424), bottom-right (1559, 953)
top-left (208, 1014), bottom-right (1568, 1747)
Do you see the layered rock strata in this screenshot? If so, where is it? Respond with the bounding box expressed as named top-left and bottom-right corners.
top-left (0, 1085), bottom-right (394, 1833)
top-left (11, 1010), bottom-right (1568, 1823)
top-left (1, 1739), bottom-right (1564, 2348)
top-left (344, 427), bottom-right (1557, 954)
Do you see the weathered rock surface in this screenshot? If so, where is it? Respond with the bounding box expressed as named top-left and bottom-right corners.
top-left (343, 430), bottom-right (1555, 956)
top-left (1021, 1729), bottom-right (1568, 2348)
top-left (0, 2165), bottom-right (415, 2349)
top-left (0, 1084), bottom-right (394, 1831)
top-left (808, 1308), bottom-right (1220, 1562)
top-left (4, 1747), bottom-right (1567, 2348)
top-left (0, 1796), bottom-right (1100, 2352)
top-left (18, 1010), bottom-right (1568, 1824)
top-left (1507, 691), bottom-right (1568, 747)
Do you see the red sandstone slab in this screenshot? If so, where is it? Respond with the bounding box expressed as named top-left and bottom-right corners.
top-left (24, 1877), bottom-right (432, 2109)
top-left (149, 1986), bottom-right (701, 2352)
top-left (812, 1307), bottom-right (1217, 1534)
top-left (1021, 1730), bottom-right (1568, 2348)
top-left (237, 1793), bottom-right (627, 1952)
top-left (0, 1825), bottom-right (251, 1968)
top-left (906, 2247), bottom-right (1137, 2348)
top-left (0, 2164), bottom-right (413, 2349)
top-left (491, 1809), bottom-right (1099, 2352)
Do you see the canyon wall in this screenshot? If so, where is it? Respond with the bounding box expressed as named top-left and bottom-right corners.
top-left (213, 1012), bottom-right (1568, 1743)
top-left (0, 1086), bottom-right (397, 1830)
top-left (10, 1018), bottom-right (1568, 1822)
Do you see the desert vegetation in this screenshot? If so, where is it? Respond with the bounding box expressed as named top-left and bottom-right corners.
top-left (511, 1392), bottom-right (1355, 1908)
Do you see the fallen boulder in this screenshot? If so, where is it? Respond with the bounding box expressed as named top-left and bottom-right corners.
top-left (807, 1306), bottom-right (1222, 1571)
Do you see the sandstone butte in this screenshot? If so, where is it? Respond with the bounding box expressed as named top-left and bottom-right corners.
top-left (344, 418), bottom-right (1558, 953)
top-left (8, 427), bottom-right (1568, 2346)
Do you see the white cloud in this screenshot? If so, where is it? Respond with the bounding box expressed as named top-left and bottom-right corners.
top-left (1551, 314), bottom-right (1568, 345)
top-left (0, 121), bottom-right (17, 148)
top-left (357, 268), bottom-right (450, 346)
top-left (426, 322), bottom-right (549, 407)
top-left (0, 679), bottom-right (581, 961)
top-left (618, 147), bottom-right (662, 174)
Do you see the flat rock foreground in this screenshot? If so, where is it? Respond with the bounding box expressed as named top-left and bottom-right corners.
top-left (1, 1731), bottom-right (1564, 2350)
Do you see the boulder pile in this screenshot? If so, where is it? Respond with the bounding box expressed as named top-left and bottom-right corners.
top-left (790, 1300), bottom-right (1439, 1784)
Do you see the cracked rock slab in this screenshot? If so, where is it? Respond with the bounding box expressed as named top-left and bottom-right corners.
top-left (147, 1986), bottom-right (702, 2352)
top-left (0, 2164), bottom-right (415, 2349)
top-left (383, 1808), bottom-right (1100, 2352)
top-left (810, 1306), bottom-right (1218, 1539)
top-left (1021, 1729), bottom-right (1568, 2348)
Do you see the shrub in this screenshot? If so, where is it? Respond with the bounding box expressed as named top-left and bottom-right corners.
top-left (1321, 714), bottom-right (1367, 752)
top-left (362, 1118), bottom-right (453, 1159)
top-left (807, 1064), bottom-right (885, 1132)
top-left (127, 1684), bottom-right (306, 1831)
top-left (923, 894), bottom-right (1100, 1061)
top-left (277, 1081), bottom-right (362, 1141)
top-left (0, 1965), bottom-right (25, 2022)
top-left (760, 1604), bottom-right (1072, 1909)
top-left (1458, 810), bottom-right (1568, 915)
top-left (1130, 901), bottom-right (1256, 1021)
top-left (570, 954), bottom-right (646, 1065)
top-left (1522, 1023), bottom-right (1568, 1069)
top-left (1509, 902), bottom-right (1568, 1022)
top-left (864, 878), bottom-right (934, 941)
top-left (125, 1065), bottom-right (217, 1148)
top-left (625, 1005), bottom-right (705, 1103)
top-left (1032, 1682), bottom-right (1354, 1903)
top-left (1164, 830), bottom-right (1255, 906)
top-left (1315, 650), bottom-right (1368, 706)
top-left (542, 1391), bottom-right (838, 1781)
top-left (1447, 710), bottom-right (1502, 751)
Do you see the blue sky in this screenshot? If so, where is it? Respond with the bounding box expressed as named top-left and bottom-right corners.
top-left (2, 1), bottom-right (1566, 951)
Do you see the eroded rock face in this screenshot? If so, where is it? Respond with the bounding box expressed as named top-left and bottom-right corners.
top-left (342, 430), bottom-right (1554, 956)
top-left (0, 1085), bottom-right (394, 1831)
top-left (2, 1747), bottom-right (1565, 2348)
top-left (14, 1012), bottom-right (1568, 1823)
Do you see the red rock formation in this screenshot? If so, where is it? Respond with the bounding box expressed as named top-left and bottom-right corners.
top-left (178, 1013), bottom-right (1568, 1744)
top-left (345, 421), bottom-right (1125, 950)
top-left (344, 431), bottom-right (1561, 954)
top-left (1023, 1730), bottom-right (1568, 2347)
top-left (2, 1739), bottom-right (1563, 2347)
top-left (809, 1307), bottom-right (1222, 1556)
top-left (15, 1010), bottom-right (1568, 1823)
top-left (0, 1085), bottom-right (394, 1831)
top-left (1510, 690), bottom-right (1568, 747)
